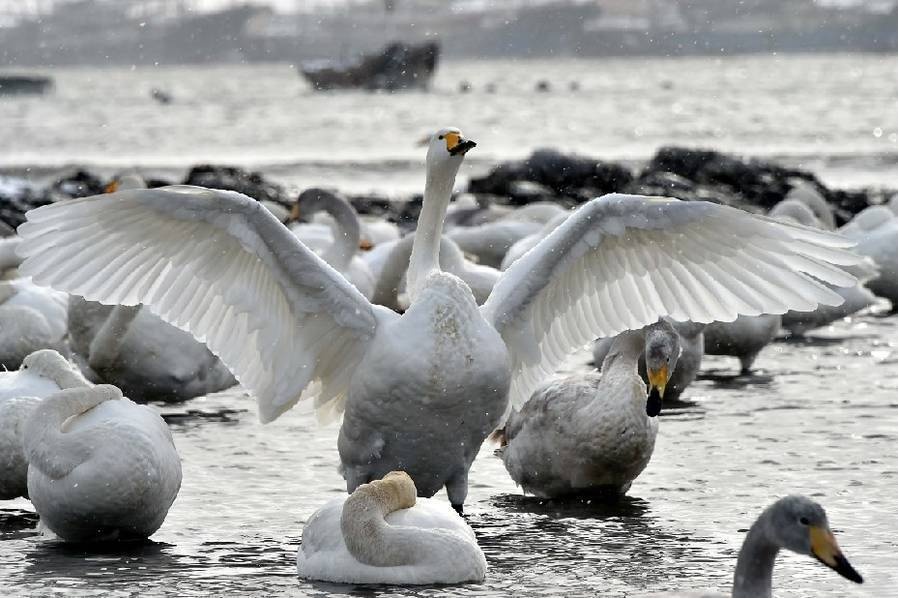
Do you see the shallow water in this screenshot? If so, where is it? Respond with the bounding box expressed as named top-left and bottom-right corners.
top-left (1, 54), bottom-right (896, 193)
top-left (0, 311), bottom-right (895, 597)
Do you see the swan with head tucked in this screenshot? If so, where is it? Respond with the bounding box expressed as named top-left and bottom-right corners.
top-left (289, 188), bottom-right (377, 299)
top-left (769, 199), bottom-right (880, 335)
top-left (16, 127), bottom-right (860, 511)
top-left (0, 349), bottom-right (89, 499)
top-left (495, 320), bottom-right (679, 498)
top-left (297, 471), bottom-right (486, 584)
top-left (0, 276), bottom-right (69, 370)
top-left (838, 204), bottom-right (897, 308)
top-left (592, 318), bottom-right (705, 403)
top-left (23, 383), bottom-right (181, 541)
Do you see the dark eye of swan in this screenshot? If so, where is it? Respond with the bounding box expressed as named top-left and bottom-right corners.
top-left (438, 135), bottom-right (444, 140)
top-left (799, 517), bottom-right (810, 525)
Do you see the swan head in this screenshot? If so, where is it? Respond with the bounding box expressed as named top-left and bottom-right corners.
top-left (105, 173), bottom-right (146, 193)
top-left (644, 319), bottom-right (681, 417)
top-left (769, 199), bottom-right (821, 228)
top-left (376, 471), bottom-right (418, 510)
top-left (425, 127), bottom-right (476, 171)
top-left (763, 495), bottom-right (863, 584)
top-left (20, 349), bottom-right (88, 389)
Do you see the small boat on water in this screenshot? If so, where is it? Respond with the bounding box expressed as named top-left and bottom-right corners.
top-left (299, 41), bottom-right (439, 92)
top-left (0, 75), bottom-right (53, 95)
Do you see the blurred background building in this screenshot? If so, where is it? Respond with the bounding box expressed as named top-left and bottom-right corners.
top-left (0, 0), bottom-right (896, 66)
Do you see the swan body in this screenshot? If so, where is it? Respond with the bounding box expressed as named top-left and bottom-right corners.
top-left (0, 277), bottom-right (69, 369)
top-left (593, 319), bottom-right (704, 403)
top-left (500, 212), bottom-right (569, 270)
top-left (703, 314), bottom-right (781, 373)
top-left (298, 471), bottom-right (486, 584)
top-left (769, 199), bottom-right (879, 334)
top-left (371, 233), bottom-right (500, 310)
top-left (0, 349), bottom-right (90, 499)
top-left (289, 188), bottom-right (376, 299)
top-left (839, 205), bottom-right (898, 307)
top-left (16, 127), bottom-right (861, 510)
top-left (497, 321), bottom-right (679, 498)
top-left (68, 298), bottom-right (236, 403)
top-left (447, 219), bottom-right (543, 268)
top-left (24, 384), bottom-right (182, 541)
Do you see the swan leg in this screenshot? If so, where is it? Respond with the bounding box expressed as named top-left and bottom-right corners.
top-left (446, 469), bottom-right (469, 515)
top-left (739, 352), bottom-right (759, 374)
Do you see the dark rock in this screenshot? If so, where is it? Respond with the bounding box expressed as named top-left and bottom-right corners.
top-left (51, 169), bottom-right (106, 198)
top-left (182, 165), bottom-right (288, 206)
top-left (508, 180), bottom-right (556, 204)
top-left (468, 148), bottom-right (634, 204)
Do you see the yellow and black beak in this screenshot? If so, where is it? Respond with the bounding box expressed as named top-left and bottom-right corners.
top-left (359, 238), bottom-right (374, 251)
top-left (810, 526), bottom-right (863, 584)
top-left (444, 132), bottom-right (477, 156)
top-left (289, 203), bottom-right (301, 223)
top-left (645, 365), bottom-right (669, 417)
top-left (104, 179), bottom-right (119, 193)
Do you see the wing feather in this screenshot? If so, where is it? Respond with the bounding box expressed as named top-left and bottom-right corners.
top-left (482, 193), bottom-right (861, 410)
top-left (17, 185), bottom-right (391, 422)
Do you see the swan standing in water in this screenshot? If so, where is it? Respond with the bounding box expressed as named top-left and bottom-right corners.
top-left (592, 319), bottom-right (705, 403)
top-left (24, 384), bottom-right (181, 541)
top-left (838, 204), bottom-right (898, 309)
top-left (17, 127), bottom-right (860, 511)
top-left (495, 320), bottom-right (679, 497)
top-left (0, 349), bottom-right (89, 499)
top-left (297, 471), bottom-right (486, 584)
top-left (726, 496), bottom-right (862, 597)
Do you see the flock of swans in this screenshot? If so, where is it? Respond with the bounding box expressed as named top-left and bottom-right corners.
top-left (1, 126), bottom-right (894, 595)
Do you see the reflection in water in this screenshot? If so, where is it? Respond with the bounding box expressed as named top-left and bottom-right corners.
top-left (0, 313), bottom-right (895, 596)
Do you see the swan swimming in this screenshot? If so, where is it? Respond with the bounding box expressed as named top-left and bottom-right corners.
top-left (297, 471), bottom-right (486, 584)
top-left (495, 320), bottom-right (679, 497)
top-left (0, 349), bottom-right (89, 499)
top-left (24, 384), bottom-right (182, 542)
top-left (726, 495), bottom-right (862, 597)
top-left (16, 127), bottom-right (860, 511)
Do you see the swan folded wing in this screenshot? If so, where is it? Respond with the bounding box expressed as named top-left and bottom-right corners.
top-left (481, 193), bottom-right (861, 410)
top-left (17, 185), bottom-right (385, 423)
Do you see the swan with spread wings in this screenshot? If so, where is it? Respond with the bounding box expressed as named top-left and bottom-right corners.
top-left (16, 127), bottom-right (859, 511)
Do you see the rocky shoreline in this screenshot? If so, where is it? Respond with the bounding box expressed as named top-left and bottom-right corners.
top-left (1, 146), bottom-right (894, 233)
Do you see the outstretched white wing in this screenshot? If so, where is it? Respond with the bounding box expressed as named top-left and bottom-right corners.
top-left (17, 185), bottom-right (394, 423)
top-left (481, 193), bottom-right (860, 410)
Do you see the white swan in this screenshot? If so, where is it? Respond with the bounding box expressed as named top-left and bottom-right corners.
top-left (495, 320), bottom-right (679, 498)
top-left (297, 471), bottom-right (486, 584)
top-left (727, 495), bottom-right (862, 597)
top-left (371, 233), bottom-right (499, 310)
top-left (66, 297), bottom-right (237, 403)
top-left (703, 314), bottom-right (782, 374)
top-left (839, 204), bottom-right (897, 308)
top-left (0, 235), bottom-right (21, 275)
top-left (23, 383), bottom-right (181, 542)
top-left (500, 211), bottom-right (569, 270)
top-left (289, 188), bottom-right (378, 298)
top-left (16, 127), bottom-right (860, 510)
top-left (593, 319), bottom-right (705, 403)
top-left (0, 277), bottom-right (69, 369)
top-left (769, 199), bottom-right (880, 335)
top-left (0, 349), bottom-right (89, 499)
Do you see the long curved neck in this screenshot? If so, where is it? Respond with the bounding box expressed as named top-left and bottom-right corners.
top-left (0, 236), bottom-right (22, 272)
top-left (600, 329), bottom-right (645, 374)
top-left (373, 234), bottom-right (467, 311)
top-left (732, 513), bottom-right (779, 598)
top-left (314, 196), bottom-right (362, 271)
top-left (23, 385), bottom-right (119, 480)
top-left (88, 305), bottom-right (142, 370)
top-left (340, 479), bottom-right (417, 567)
top-left (372, 235), bottom-right (415, 311)
top-left (407, 165), bottom-right (457, 301)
